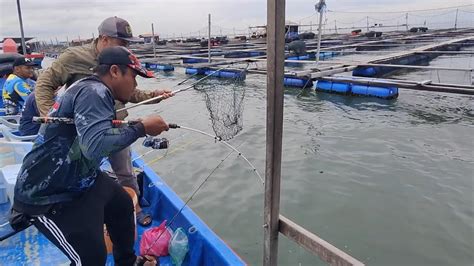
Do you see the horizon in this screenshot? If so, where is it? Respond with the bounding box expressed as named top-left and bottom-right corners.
top-left (0, 0), bottom-right (473, 43)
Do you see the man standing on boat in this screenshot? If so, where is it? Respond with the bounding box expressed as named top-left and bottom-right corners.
top-left (12, 46), bottom-right (166, 265)
top-left (2, 56), bottom-right (36, 115)
top-left (34, 16), bottom-right (170, 226)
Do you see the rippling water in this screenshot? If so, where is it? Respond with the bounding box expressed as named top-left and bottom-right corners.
top-left (42, 52), bottom-right (474, 265)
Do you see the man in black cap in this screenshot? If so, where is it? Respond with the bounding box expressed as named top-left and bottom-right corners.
top-left (2, 56), bottom-right (36, 115)
top-left (12, 46), bottom-right (167, 265)
top-left (35, 17), bottom-right (171, 225)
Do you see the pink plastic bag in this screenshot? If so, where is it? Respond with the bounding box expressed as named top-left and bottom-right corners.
top-left (139, 220), bottom-right (172, 257)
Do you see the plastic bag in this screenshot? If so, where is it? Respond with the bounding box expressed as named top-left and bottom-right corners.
top-left (169, 227), bottom-right (189, 266)
top-left (140, 220), bottom-right (172, 257)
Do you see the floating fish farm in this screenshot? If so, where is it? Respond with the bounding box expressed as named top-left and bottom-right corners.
top-left (130, 28), bottom-right (474, 100)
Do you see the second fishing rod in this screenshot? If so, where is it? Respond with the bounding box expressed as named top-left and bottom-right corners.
top-left (118, 62), bottom-right (248, 113)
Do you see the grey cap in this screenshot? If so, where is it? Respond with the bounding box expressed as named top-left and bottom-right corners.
top-left (98, 16), bottom-right (141, 42)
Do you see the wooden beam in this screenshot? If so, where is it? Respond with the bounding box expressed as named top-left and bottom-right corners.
top-left (279, 215), bottom-right (365, 266)
top-left (264, 0), bottom-right (286, 264)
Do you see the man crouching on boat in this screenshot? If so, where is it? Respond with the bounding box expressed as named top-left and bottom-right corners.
top-left (11, 47), bottom-right (165, 266)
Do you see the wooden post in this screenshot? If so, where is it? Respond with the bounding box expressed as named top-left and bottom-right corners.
top-left (315, 0), bottom-right (325, 64)
top-left (16, 0), bottom-right (27, 55)
top-left (454, 9), bottom-right (458, 30)
top-left (366, 16), bottom-right (369, 32)
top-left (151, 23), bottom-right (156, 59)
top-left (405, 13), bottom-right (408, 31)
top-left (264, 0), bottom-right (285, 264)
top-left (208, 14), bottom-right (211, 63)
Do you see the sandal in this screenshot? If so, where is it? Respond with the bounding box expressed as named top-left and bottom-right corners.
top-left (135, 255), bottom-right (158, 266)
top-left (137, 210), bottom-right (152, 227)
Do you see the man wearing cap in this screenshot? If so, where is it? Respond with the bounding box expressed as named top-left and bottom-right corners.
top-left (35, 16), bottom-right (171, 225)
top-left (12, 46), bottom-right (167, 265)
top-left (2, 56), bottom-right (36, 115)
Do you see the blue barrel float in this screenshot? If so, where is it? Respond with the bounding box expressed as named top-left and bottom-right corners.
top-left (185, 67), bottom-right (246, 80)
top-left (284, 76), bottom-right (313, 88)
top-left (352, 53), bottom-right (434, 77)
top-left (224, 51), bottom-right (266, 58)
top-left (145, 63), bottom-right (174, 71)
top-left (285, 52), bottom-right (340, 67)
top-left (287, 52), bottom-right (339, 61)
top-left (315, 80), bottom-right (398, 99)
top-left (185, 67), bottom-right (207, 75)
top-left (182, 58), bottom-right (208, 64)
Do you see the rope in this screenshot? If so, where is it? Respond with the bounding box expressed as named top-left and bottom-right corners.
top-left (327, 4), bottom-right (474, 14)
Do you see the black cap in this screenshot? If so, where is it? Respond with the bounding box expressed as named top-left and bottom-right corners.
top-left (97, 46), bottom-right (153, 78)
top-left (98, 16), bottom-right (141, 42)
top-left (13, 56), bottom-right (35, 67)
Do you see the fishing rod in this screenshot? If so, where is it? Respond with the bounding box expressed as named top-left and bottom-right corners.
top-left (117, 65), bottom-right (237, 113)
top-left (32, 116), bottom-right (139, 125)
top-left (0, 211), bottom-right (35, 242)
top-left (32, 118), bottom-right (264, 184)
top-left (169, 124), bottom-right (264, 184)
top-left (0, 223), bottom-right (33, 242)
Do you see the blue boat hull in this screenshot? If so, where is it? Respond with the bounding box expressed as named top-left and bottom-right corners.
top-left (0, 142), bottom-right (245, 265)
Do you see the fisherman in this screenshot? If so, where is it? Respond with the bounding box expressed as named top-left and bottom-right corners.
top-left (35, 16), bottom-right (171, 226)
top-left (2, 56), bottom-right (36, 115)
top-left (12, 46), bottom-right (166, 265)
top-left (286, 40), bottom-right (307, 56)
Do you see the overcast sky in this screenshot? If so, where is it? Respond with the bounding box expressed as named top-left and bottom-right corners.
top-left (0, 0), bottom-right (473, 42)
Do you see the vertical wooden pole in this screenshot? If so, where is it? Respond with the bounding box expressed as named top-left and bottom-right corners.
top-left (366, 16), bottom-right (369, 32)
top-left (16, 0), bottom-right (27, 55)
top-left (454, 9), bottom-right (458, 30)
top-left (208, 14), bottom-right (211, 63)
top-left (405, 13), bottom-right (409, 31)
top-left (151, 23), bottom-right (156, 59)
top-left (264, 0), bottom-right (285, 264)
top-left (315, 3), bottom-right (324, 64)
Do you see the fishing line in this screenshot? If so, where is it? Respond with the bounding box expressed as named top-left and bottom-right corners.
top-left (145, 138), bottom-right (200, 167)
top-left (144, 143), bottom-right (241, 255)
top-left (131, 133), bottom-right (188, 162)
top-left (169, 123), bottom-right (264, 184)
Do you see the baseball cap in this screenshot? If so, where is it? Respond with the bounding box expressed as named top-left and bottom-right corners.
top-left (97, 46), bottom-right (153, 78)
top-left (13, 56), bottom-right (35, 67)
top-left (98, 16), bottom-right (141, 42)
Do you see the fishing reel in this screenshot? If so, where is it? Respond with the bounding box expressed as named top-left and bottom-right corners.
top-left (142, 136), bottom-right (169, 150)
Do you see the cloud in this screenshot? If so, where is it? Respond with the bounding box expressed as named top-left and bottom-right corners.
top-left (0, 0), bottom-right (472, 42)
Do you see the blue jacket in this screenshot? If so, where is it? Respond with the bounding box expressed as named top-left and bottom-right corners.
top-left (2, 74), bottom-right (35, 111)
top-left (13, 75), bottom-right (146, 214)
top-left (19, 92), bottom-right (40, 136)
